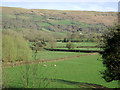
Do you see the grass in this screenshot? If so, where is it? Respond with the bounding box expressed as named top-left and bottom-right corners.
top-left (74, 48), bottom-right (101, 50)
top-left (56, 42), bottom-right (97, 47)
top-left (49, 19), bottom-right (73, 25)
top-left (32, 51), bottom-right (87, 60)
top-left (56, 42), bottom-right (67, 47)
top-left (27, 41), bottom-right (97, 48)
top-left (3, 54), bottom-right (118, 88)
top-left (41, 28), bottom-right (51, 32)
top-left (55, 42), bottom-right (100, 51)
top-left (3, 14), bottom-right (16, 19)
top-left (27, 41), bottom-right (34, 47)
top-left (74, 42), bottom-right (97, 46)
top-left (53, 48), bottom-right (101, 51)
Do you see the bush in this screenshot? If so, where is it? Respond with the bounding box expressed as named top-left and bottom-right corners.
top-left (66, 41), bottom-right (75, 49)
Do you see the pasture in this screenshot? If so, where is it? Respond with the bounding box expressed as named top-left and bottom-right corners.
top-left (56, 42), bottom-right (97, 47)
top-left (3, 40), bottom-right (116, 88)
top-left (32, 51), bottom-right (87, 60)
top-left (53, 48), bottom-right (101, 51)
top-left (3, 54), bottom-right (118, 88)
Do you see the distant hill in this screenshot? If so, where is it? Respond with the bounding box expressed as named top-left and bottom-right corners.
top-left (2, 7), bottom-right (117, 33)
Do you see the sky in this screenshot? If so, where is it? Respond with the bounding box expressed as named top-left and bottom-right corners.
top-left (1, 0), bottom-right (119, 12)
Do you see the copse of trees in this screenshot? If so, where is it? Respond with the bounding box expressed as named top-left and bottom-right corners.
top-left (31, 40), bottom-right (46, 51)
top-left (2, 30), bottom-right (32, 62)
top-left (59, 33), bottom-right (101, 43)
top-left (66, 41), bottom-right (76, 49)
top-left (100, 24), bottom-right (120, 87)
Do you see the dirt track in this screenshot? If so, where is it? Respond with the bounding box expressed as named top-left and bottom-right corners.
top-left (2, 53), bottom-right (98, 68)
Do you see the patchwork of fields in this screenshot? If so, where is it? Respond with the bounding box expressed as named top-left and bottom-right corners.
top-left (2, 6), bottom-right (118, 89)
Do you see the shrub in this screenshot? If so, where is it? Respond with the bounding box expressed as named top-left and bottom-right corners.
top-left (66, 41), bottom-right (75, 49)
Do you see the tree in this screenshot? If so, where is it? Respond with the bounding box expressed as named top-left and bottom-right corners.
top-left (66, 41), bottom-right (75, 49)
top-left (2, 30), bottom-right (53, 88)
top-left (46, 37), bottom-right (56, 48)
top-left (100, 24), bottom-right (120, 87)
top-left (63, 38), bottom-right (68, 42)
top-left (2, 30), bottom-right (32, 62)
top-left (2, 30), bottom-right (32, 88)
top-left (32, 40), bottom-right (46, 51)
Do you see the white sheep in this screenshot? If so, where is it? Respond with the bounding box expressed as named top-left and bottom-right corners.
top-left (54, 64), bottom-right (56, 67)
top-left (43, 64), bottom-right (47, 67)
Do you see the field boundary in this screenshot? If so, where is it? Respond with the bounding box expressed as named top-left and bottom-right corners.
top-left (43, 78), bottom-right (107, 88)
top-left (2, 53), bottom-right (98, 68)
top-left (45, 48), bottom-right (102, 53)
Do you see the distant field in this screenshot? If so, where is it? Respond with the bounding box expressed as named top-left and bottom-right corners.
top-left (74, 48), bottom-right (100, 50)
top-left (53, 48), bottom-right (101, 51)
top-left (3, 54), bottom-right (118, 88)
top-left (49, 19), bottom-right (73, 25)
top-left (56, 42), bottom-right (97, 47)
top-left (28, 41), bottom-right (97, 47)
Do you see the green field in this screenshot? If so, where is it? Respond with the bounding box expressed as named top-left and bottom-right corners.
top-left (73, 48), bottom-right (100, 50)
top-left (49, 19), bottom-right (73, 25)
top-left (3, 54), bottom-right (118, 88)
top-left (32, 51), bottom-right (87, 60)
top-left (28, 41), bottom-right (98, 48)
top-left (56, 42), bottom-right (97, 47)
top-left (53, 48), bottom-right (101, 51)
top-left (55, 42), bottom-right (101, 51)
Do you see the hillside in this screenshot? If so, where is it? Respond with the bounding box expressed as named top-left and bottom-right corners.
top-left (2, 7), bottom-right (117, 33)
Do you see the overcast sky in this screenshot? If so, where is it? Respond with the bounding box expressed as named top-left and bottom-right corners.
top-left (1, 0), bottom-right (119, 12)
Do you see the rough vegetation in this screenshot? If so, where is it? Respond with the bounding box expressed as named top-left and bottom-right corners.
top-left (2, 7), bottom-right (117, 33)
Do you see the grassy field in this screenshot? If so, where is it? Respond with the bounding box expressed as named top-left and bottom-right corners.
top-left (73, 48), bottom-right (100, 50)
top-left (32, 51), bottom-right (87, 60)
top-left (53, 48), bottom-right (101, 51)
top-left (56, 42), bottom-right (97, 47)
top-left (3, 54), bottom-right (118, 88)
top-left (49, 19), bottom-right (73, 25)
top-left (55, 42), bottom-right (100, 51)
top-left (28, 41), bottom-right (98, 48)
